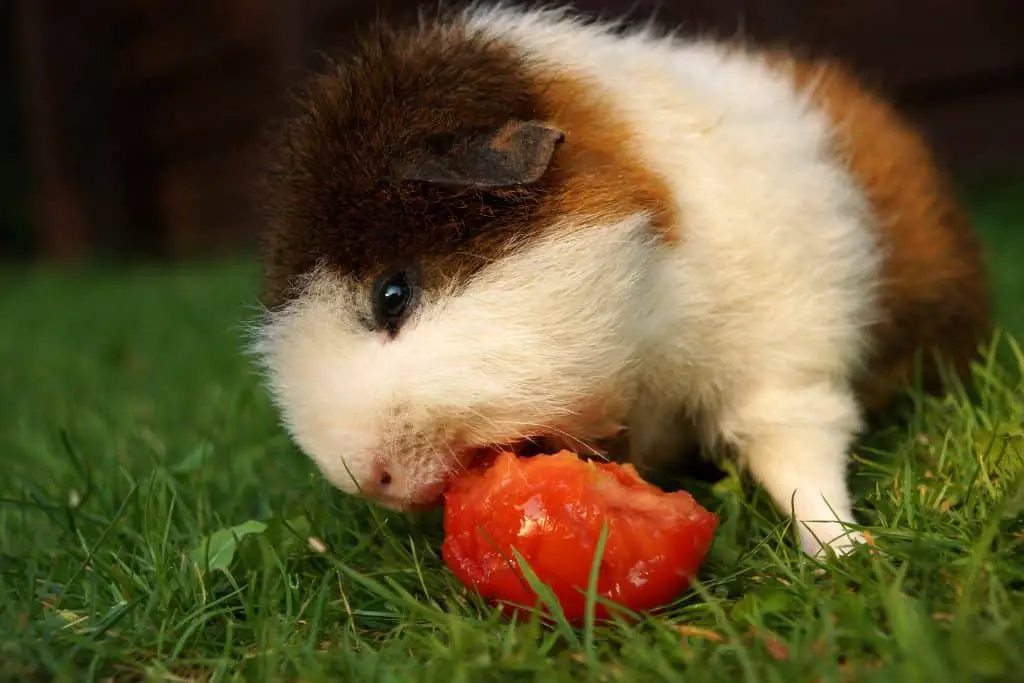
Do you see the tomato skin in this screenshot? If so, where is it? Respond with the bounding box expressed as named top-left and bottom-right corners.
top-left (441, 450), bottom-right (718, 624)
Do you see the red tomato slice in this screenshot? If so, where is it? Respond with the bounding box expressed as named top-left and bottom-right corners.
top-left (441, 450), bottom-right (718, 624)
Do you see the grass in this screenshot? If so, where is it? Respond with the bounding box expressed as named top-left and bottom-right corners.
top-left (1, 177), bottom-right (1023, 682)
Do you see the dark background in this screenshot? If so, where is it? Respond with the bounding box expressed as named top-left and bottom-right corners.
top-left (2, 0), bottom-right (1023, 264)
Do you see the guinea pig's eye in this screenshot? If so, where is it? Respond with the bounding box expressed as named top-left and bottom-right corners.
top-left (371, 268), bottom-right (419, 334)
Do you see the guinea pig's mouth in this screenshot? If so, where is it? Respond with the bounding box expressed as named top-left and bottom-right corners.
top-left (371, 437), bottom-right (606, 514)
top-left (405, 435), bottom-right (622, 511)
top-left (462, 435), bottom-right (615, 471)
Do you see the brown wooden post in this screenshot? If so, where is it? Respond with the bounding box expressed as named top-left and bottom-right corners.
top-left (275, 0), bottom-right (308, 87)
top-left (15, 0), bottom-right (90, 259)
top-left (15, 0), bottom-right (129, 261)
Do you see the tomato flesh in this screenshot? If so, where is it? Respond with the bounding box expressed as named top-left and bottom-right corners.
top-left (441, 450), bottom-right (718, 624)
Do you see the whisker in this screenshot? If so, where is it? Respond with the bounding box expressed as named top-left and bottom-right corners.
top-left (462, 408), bottom-right (538, 448)
top-left (486, 418), bottom-right (604, 458)
top-left (441, 441), bottom-right (469, 475)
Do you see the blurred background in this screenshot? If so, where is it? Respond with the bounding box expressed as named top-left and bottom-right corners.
top-left (1, 0), bottom-right (1023, 264)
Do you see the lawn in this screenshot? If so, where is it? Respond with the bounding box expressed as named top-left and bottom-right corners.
top-left (1, 177), bottom-right (1022, 682)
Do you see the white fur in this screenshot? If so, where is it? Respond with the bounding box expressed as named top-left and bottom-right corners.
top-left (254, 5), bottom-right (886, 556)
top-left (253, 215), bottom-right (661, 508)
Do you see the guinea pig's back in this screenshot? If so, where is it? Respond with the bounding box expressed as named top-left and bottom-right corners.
top-left (472, 7), bottom-right (990, 411)
top-left (770, 54), bottom-right (991, 412)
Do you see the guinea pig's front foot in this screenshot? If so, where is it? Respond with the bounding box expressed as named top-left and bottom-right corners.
top-left (801, 522), bottom-right (865, 559)
top-left (720, 381), bottom-right (867, 561)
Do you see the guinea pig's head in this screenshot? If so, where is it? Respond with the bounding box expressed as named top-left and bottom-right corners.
top-left (250, 17), bottom-right (674, 510)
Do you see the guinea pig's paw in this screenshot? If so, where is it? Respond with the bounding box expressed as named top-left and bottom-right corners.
top-left (801, 522), bottom-right (866, 560)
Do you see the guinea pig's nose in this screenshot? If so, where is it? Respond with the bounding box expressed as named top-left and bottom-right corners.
top-left (359, 460), bottom-right (447, 510)
top-left (362, 461), bottom-right (394, 496)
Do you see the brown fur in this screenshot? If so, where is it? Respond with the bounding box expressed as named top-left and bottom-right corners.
top-left (531, 75), bottom-right (678, 242)
top-left (768, 52), bottom-right (992, 412)
top-left (261, 13), bottom-right (988, 410)
top-left (259, 19), bottom-right (675, 308)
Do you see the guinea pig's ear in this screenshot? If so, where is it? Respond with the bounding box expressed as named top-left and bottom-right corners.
top-left (398, 120), bottom-right (565, 189)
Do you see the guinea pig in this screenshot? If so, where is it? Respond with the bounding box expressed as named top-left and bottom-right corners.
top-left (250, 3), bottom-right (991, 557)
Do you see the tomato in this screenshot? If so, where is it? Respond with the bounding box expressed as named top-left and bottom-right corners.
top-left (441, 450), bottom-right (718, 624)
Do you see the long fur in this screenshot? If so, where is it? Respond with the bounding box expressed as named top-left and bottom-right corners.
top-left (251, 3), bottom-right (990, 556)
